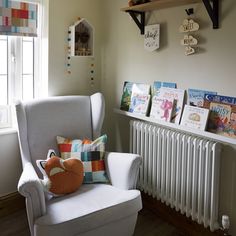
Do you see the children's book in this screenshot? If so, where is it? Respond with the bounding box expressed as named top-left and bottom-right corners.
top-left (120, 81), bottom-right (133, 111)
top-left (224, 112), bottom-right (236, 138)
top-left (153, 81), bottom-right (176, 96)
top-left (207, 102), bottom-right (232, 134)
top-left (157, 87), bottom-right (185, 124)
top-left (131, 83), bottom-right (151, 96)
top-left (150, 96), bottom-right (174, 122)
top-left (203, 98), bottom-right (236, 138)
top-left (204, 94), bottom-right (236, 106)
top-left (180, 105), bottom-right (209, 131)
top-left (188, 89), bottom-right (217, 107)
top-left (129, 93), bottom-right (151, 116)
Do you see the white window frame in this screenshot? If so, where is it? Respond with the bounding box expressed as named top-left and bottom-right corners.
top-left (0, 0), bottom-right (48, 130)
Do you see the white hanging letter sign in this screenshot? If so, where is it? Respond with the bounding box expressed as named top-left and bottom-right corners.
top-left (144, 24), bottom-right (160, 52)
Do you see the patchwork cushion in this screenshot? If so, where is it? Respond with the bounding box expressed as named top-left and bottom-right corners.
top-left (57, 135), bottom-right (109, 183)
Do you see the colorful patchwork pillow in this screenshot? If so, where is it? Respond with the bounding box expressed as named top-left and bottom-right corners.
top-left (57, 134), bottom-right (109, 184)
top-left (36, 150), bottom-right (84, 196)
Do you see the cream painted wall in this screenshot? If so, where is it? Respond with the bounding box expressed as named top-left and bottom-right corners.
top-left (0, 132), bottom-right (21, 197)
top-left (101, 0), bottom-right (236, 234)
top-left (48, 0), bottom-right (103, 96)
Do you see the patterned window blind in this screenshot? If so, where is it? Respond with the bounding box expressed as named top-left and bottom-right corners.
top-left (0, 0), bottom-right (37, 37)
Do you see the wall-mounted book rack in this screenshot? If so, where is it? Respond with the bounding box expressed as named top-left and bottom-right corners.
top-left (114, 108), bottom-right (236, 146)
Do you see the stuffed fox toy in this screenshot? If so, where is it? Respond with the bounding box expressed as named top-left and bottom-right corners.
top-left (37, 150), bottom-right (84, 195)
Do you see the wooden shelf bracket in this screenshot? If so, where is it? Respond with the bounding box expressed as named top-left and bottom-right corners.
top-left (127, 10), bottom-right (145, 35)
top-left (202, 0), bottom-right (219, 29)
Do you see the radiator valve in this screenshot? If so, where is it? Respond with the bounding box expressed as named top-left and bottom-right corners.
top-left (221, 215), bottom-right (230, 236)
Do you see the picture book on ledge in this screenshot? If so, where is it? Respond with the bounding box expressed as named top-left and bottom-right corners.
top-left (157, 87), bottom-right (185, 124)
top-left (129, 93), bottom-right (151, 116)
top-left (180, 105), bottom-right (209, 131)
top-left (120, 81), bottom-right (133, 111)
top-left (153, 81), bottom-right (176, 96)
top-left (207, 102), bottom-right (232, 136)
top-left (203, 94), bottom-right (236, 138)
top-left (120, 81), bottom-right (150, 112)
top-left (188, 88), bottom-right (217, 107)
top-left (204, 94), bottom-right (236, 106)
top-left (150, 96), bottom-right (174, 122)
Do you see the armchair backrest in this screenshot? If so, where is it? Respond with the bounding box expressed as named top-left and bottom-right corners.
top-left (16, 93), bottom-right (105, 177)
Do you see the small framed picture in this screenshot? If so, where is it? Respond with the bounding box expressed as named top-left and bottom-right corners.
top-left (0, 106), bottom-right (11, 128)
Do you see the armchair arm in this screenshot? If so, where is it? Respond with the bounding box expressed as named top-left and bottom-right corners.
top-left (18, 162), bottom-right (46, 231)
top-left (105, 152), bottom-right (141, 190)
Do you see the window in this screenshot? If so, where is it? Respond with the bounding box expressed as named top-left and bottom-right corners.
top-left (0, 36), bottom-right (8, 105)
top-left (0, 36), bottom-right (37, 106)
top-left (0, 0), bottom-right (48, 128)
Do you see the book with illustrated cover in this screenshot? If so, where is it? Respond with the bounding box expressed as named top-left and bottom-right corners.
top-left (188, 89), bottom-right (217, 107)
top-left (157, 87), bottom-right (185, 124)
top-left (153, 81), bottom-right (176, 96)
top-left (131, 83), bottom-right (151, 96)
top-left (150, 96), bottom-right (174, 122)
top-left (208, 102), bottom-right (232, 135)
top-left (203, 97), bottom-right (236, 138)
top-left (224, 112), bottom-right (236, 138)
top-left (120, 81), bottom-right (133, 111)
top-left (180, 105), bottom-right (209, 131)
top-left (204, 94), bottom-right (236, 106)
top-left (129, 93), bottom-right (151, 116)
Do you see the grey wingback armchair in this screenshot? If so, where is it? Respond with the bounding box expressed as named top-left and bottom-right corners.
top-left (16, 93), bottom-right (142, 236)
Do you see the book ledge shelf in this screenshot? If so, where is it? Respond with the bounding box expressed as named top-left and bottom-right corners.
top-left (114, 108), bottom-right (236, 146)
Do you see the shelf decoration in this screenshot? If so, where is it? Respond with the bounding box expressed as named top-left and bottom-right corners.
top-left (66, 17), bottom-right (94, 74)
top-left (144, 24), bottom-right (160, 51)
top-left (128, 0), bottom-right (149, 6)
top-left (68, 18), bottom-right (94, 57)
top-left (179, 9), bottom-right (199, 56)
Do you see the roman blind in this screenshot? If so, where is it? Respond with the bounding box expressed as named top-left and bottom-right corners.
top-left (0, 0), bottom-right (37, 37)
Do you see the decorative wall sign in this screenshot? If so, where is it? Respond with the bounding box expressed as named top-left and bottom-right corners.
top-left (144, 24), bottom-right (160, 52)
top-left (181, 35), bottom-right (198, 46)
top-left (179, 19), bottom-right (199, 33)
top-left (185, 46), bottom-right (195, 56)
top-left (179, 17), bottom-right (199, 56)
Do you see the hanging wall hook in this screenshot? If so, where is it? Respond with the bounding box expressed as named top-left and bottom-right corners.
top-left (185, 8), bottom-right (194, 16)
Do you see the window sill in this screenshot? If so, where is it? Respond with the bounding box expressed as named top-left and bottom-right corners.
top-left (0, 127), bottom-right (17, 136)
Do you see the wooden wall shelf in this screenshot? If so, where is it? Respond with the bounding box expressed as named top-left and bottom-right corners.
top-left (114, 108), bottom-right (236, 146)
top-left (121, 0), bottom-right (201, 12)
top-left (121, 0), bottom-right (219, 34)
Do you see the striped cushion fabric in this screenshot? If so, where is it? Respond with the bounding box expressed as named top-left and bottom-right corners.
top-left (57, 135), bottom-right (109, 183)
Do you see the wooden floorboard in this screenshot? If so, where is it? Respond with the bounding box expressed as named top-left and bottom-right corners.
top-left (0, 209), bottom-right (30, 236)
top-left (134, 208), bottom-right (184, 236)
top-left (0, 207), bottom-right (183, 236)
top-left (141, 193), bottom-right (223, 236)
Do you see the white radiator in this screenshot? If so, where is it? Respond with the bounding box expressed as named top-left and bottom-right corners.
top-left (130, 120), bottom-right (221, 231)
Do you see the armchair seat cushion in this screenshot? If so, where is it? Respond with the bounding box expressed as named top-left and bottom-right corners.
top-left (34, 184), bottom-right (142, 235)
